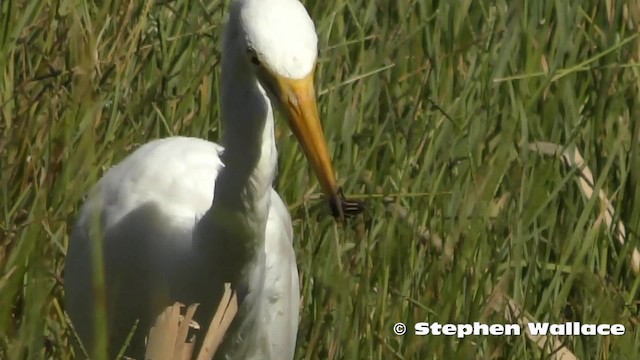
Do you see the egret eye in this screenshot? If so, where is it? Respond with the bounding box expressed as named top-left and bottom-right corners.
top-left (247, 49), bottom-right (262, 67)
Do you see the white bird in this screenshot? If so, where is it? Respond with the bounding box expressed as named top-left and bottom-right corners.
top-left (64, 0), bottom-right (361, 358)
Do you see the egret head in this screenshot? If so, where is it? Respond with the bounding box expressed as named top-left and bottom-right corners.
top-left (236, 0), bottom-right (318, 79)
top-left (225, 0), bottom-right (363, 218)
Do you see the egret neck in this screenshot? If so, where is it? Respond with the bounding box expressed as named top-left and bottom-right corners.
top-left (196, 42), bottom-right (275, 293)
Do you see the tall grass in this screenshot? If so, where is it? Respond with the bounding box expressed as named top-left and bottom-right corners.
top-left (2, 0), bottom-right (640, 358)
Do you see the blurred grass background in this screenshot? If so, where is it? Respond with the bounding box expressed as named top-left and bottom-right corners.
top-left (2, 0), bottom-right (640, 358)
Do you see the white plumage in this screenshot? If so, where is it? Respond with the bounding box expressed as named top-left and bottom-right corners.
top-left (64, 0), bottom-right (351, 358)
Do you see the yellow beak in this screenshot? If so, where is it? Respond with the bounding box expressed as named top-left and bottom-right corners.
top-left (273, 72), bottom-right (340, 204)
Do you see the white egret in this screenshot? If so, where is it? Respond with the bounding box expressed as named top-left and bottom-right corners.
top-left (63, 0), bottom-right (362, 358)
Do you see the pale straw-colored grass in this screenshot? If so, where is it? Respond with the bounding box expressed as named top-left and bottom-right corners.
top-left (145, 284), bottom-right (238, 360)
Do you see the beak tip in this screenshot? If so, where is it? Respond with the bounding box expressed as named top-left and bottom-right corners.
top-left (328, 189), bottom-right (365, 220)
top-left (329, 196), bottom-right (342, 219)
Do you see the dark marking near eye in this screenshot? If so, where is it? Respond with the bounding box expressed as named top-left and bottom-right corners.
top-left (247, 48), bottom-right (261, 66)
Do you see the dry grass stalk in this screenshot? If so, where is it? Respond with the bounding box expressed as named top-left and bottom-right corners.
top-left (145, 302), bottom-right (199, 360)
top-left (484, 276), bottom-right (578, 360)
top-left (144, 283), bottom-right (238, 360)
top-left (196, 283), bottom-right (239, 360)
top-left (527, 141), bottom-right (640, 274)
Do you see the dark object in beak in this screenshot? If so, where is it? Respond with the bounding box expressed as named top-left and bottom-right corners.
top-left (329, 188), bottom-right (365, 219)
